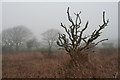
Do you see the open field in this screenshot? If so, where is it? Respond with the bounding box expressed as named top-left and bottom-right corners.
top-left (2, 49), bottom-right (118, 78)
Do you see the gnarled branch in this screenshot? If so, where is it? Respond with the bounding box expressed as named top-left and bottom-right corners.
top-left (57, 7), bottom-right (109, 56)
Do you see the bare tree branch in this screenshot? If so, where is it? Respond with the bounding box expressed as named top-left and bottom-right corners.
top-left (57, 7), bottom-right (109, 57)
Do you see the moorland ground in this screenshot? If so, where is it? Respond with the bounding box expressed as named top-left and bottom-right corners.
top-left (2, 48), bottom-right (118, 78)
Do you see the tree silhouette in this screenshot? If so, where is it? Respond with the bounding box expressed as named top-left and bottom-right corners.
top-left (2, 26), bottom-right (32, 52)
top-left (42, 29), bottom-right (59, 54)
top-left (57, 7), bottom-right (109, 64)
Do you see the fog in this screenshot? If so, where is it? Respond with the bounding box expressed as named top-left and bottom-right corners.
top-left (2, 2), bottom-right (118, 45)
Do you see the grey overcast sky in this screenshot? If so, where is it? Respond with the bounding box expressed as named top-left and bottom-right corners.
top-left (2, 2), bottom-right (118, 43)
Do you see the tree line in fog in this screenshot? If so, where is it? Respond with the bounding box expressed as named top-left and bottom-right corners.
top-left (1, 25), bottom-right (115, 54)
top-left (1, 25), bottom-right (60, 53)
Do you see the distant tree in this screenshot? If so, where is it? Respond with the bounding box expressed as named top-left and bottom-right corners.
top-left (26, 38), bottom-right (40, 50)
top-left (2, 26), bottom-right (32, 52)
top-left (102, 42), bottom-right (114, 49)
top-left (42, 29), bottom-right (59, 54)
top-left (57, 7), bottom-right (109, 65)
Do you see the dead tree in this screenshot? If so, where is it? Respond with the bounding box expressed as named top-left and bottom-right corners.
top-left (57, 7), bottom-right (109, 65)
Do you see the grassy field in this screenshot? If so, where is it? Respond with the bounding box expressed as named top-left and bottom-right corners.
top-left (2, 48), bottom-right (118, 78)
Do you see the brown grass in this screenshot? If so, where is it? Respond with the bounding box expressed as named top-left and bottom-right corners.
top-left (2, 49), bottom-right (118, 78)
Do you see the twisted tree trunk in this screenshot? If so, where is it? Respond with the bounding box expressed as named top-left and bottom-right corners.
top-left (70, 51), bottom-right (89, 67)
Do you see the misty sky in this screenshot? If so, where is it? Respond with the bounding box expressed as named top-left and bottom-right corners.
top-left (2, 2), bottom-right (118, 44)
